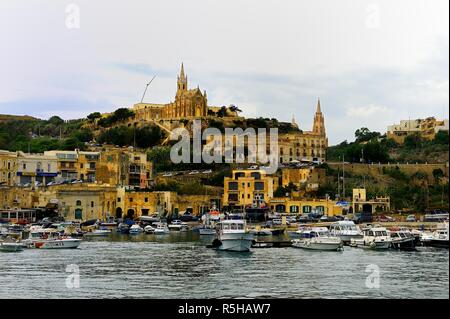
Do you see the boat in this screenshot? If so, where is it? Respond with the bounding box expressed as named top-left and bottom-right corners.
top-left (249, 228), bottom-right (272, 236)
top-left (168, 220), bottom-right (189, 231)
top-left (83, 228), bottom-right (112, 237)
top-left (117, 223), bottom-right (130, 234)
top-left (329, 220), bottom-right (363, 244)
top-left (427, 222), bottom-right (449, 248)
top-left (198, 208), bottom-right (220, 235)
top-left (389, 227), bottom-right (416, 251)
top-left (0, 238), bottom-right (24, 252)
top-left (291, 227), bottom-right (343, 251)
top-left (129, 224), bottom-right (144, 234)
top-left (33, 236), bottom-right (82, 249)
top-left (350, 226), bottom-right (392, 250)
top-left (154, 223), bottom-right (170, 234)
top-left (212, 219), bottom-right (254, 252)
top-left (144, 225), bottom-right (155, 234)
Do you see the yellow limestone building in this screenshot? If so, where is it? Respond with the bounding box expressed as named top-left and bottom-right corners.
top-left (133, 63), bottom-right (208, 120)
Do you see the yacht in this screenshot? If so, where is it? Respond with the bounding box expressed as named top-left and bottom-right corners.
top-left (129, 224), bottom-right (144, 234)
top-left (213, 219), bottom-right (254, 252)
top-left (389, 227), bottom-right (416, 251)
top-left (350, 226), bottom-right (392, 250)
top-left (154, 223), bottom-right (170, 234)
top-left (329, 220), bottom-right (363, 244)
top-left (291, 227), bottom-right (343, 251)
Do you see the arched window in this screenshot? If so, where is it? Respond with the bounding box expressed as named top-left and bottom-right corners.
top-left (76, 200), bottom-right (82, 206)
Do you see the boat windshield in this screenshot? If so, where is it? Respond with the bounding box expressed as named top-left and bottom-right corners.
top-left (222, 223), bottom-right (244, 230)
top-left (375, 231), bottom-right (387, 236)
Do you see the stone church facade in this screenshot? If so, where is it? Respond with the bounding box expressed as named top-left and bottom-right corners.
top-left (133, 64), bottom-right (208, 121)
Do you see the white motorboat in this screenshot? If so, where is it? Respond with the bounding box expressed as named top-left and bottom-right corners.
top-left (83, 229), bottom-right (112, 237)
top-left (168, 220), bottom-right (189, 231)
top-left (129, 224), bottom-right (144, 234)
top-left (291, 227), bottom-right (343, 251)
top-left (144, 225), bottom-right (155, 234)
top-left (427, 222), bottom-right (449, 248)
top-left (350, 226), bottom-right (392, 250)
top-left (33, 236), bottom-right (82, 249)
top-left (389, 227), bottom-right (416, 251)
top-left (214, 219), bottom-right (254, 252)
top-left (154, 223), bottom-right (170, 234)
top-left (329, 220), bottom-right (363, 244)
top-left (0, 238), bottom-right (24, 252)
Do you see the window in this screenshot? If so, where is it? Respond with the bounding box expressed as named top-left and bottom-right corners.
top-left (255, 182), bottom-right (264, 191)
top-left (80, 163), bottom-right (84, 169)
top-left (130, 198), bottom-right (133, 203)
top-left (228, 182), bottom-right (238, 191)
top-left (23, 163), bottom-right (26, 170)
top-left (144, 197), bottom-right (148, 203)
top-left (91, 201), bottom-right (94, 208)
top-left (117, 197), bottom-right (121, 202)
top-left (76, 200), bottom-right (82, 206)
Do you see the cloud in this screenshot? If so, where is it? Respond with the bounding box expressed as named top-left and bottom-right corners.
top-left (0, 0), bottom-right (448, 145)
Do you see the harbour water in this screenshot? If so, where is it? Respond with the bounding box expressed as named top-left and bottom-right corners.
top-left (1, 232), bottom-right (448, 299)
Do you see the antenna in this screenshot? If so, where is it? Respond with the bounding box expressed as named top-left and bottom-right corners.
top-left (140, 75), bottom-right (156, 103)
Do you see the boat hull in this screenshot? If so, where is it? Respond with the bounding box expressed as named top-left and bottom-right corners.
top-left (350, 239), bottom-right (391, 250)
top-left (218, 233), bottom-right (254, 252)
top-left (199, 228), bottom-right (216, 235)
top-left (0, 243), bottom-right (24, 252)
top-left (391, 238), bottom-right (416, 251)
top-left (292, 239), bottom-right (343, 251)
top-left (427, 239), bottom-right (449, 248)
top-left (34, 239), bottom-right (81, 249)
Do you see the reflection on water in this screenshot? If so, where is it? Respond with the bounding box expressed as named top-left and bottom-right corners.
top-left (1, 231), bottom-right (448, 299)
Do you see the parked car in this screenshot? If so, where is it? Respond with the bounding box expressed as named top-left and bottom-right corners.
top-left (376, 215), bottom-right (396, 222)
top-left (202, 169), bottom-right (212, 174)
top-left (162, 172), bottom-right (173, 177)
top-left (406, 214), bottom-right (416, 222)
top-left (188, 170), bottom-right (199, 175)
top-left (353, 211), bottom-right (373, 224)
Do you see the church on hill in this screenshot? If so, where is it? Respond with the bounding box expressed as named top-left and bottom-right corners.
top-left (133, 63), bottom-right (209, 121)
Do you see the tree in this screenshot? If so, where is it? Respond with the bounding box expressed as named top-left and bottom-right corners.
top-left (87, 112), bottom-right (102, 121)
top-left (354, 127), bottom-right (381, 143)
top-left (47, 116), bottom-right (64, 126)
top-left (433, 131), bottom-right (449, 145)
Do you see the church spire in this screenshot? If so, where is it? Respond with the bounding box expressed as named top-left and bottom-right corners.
top-left (177, 62), bottom-right (187, 92)
top-left (316, 97), bottom-right (322, 113)
top-left (180, 62), bottom-right (185, 79)
top-left (313, 98), bottom-right (325, 136)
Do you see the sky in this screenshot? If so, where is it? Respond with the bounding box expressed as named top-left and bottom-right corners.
top-left (0, 0), bottom-right (448, 145)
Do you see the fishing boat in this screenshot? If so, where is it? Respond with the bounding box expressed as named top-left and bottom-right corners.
top-left (329, 220), bottom-right (363, 244)
top-left (291, 227), bottom-right (343, 251)
top-left (350, 226), bottom-right (392, 250)
top-left (389, 227), bottom-right (416, 251)
top-left (249, 228), bottom-right (272, 236)
top-left (199, 208), bottom-right (220, 235)
top-left (212, 219), bottom-right (254, 252)
top-left (129, 224), bottom-right (144, 234)
top-left (154, 223), bottom-right (170, 234)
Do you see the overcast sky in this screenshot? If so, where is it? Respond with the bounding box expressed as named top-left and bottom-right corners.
top-left (0, 0), bottom-right (448, 145)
